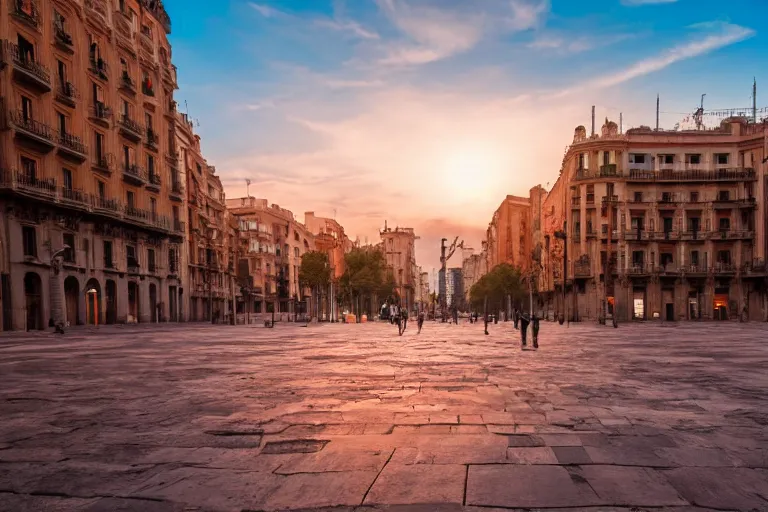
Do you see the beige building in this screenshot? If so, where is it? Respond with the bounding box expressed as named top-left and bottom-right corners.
top-left (304, 211), bottom-right (352, 320)
top-left (486, 195), bottom-right (532, 272)
top-left (540, 117), bottom-right (767, 322)
top-left (380, 223), bottom-right (418, 310)
top-left (0, 0), bottom-right (185, 330)
top-left (227, 197), bottom-right (314, 319)
top-left (462, 249), bottom-right (488, 303)
top-left (177, 113), bottom-right (237, 323)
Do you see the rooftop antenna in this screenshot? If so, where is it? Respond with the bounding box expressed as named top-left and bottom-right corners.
top-left (752, 78), bottom-right (757, 123)
top-left (245, 178), bottom-right (251, 199)
top-left (656, 94), bottom-right (660, 131)
top-left (591, 105), bottom-right (595, 136)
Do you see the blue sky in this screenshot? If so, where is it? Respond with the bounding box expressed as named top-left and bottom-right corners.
top-left (162, 0), bottom-right (766, 270)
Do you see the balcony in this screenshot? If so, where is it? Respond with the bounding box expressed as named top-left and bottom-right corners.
top-left (681, 265), bottom-right (707, 277)
top-left (118, 114), bottom-right (144, 141)
top-left (6, 41), bottom-right (51, 92)
top-left (8, 110), bottom-right (55, 151)
top-left (601, 195), bottom-right (619, 206)
top-left (628, 168), bottom-right (756, 182)
top-left (139, 31), bottom-right (154, 57)
top-left (680, 230), bottom-right (704, 242)
top-left (12, 0), bottom-right (41, 30)
top-left (57, 131), bottom-right (88, 162)
top-left (146, 171), bottom-right (161, 192)
top-left (91, 194), bottom-right (121, 215)
top-left (125, 206), bottom-right (151, 225)
top-left (113, 13), bottom-right (136, 55)
top-left (711, 230), bottom-right (754, 241)
top-left (119, 73), bottom-right (137, 95)
top-left (165, 139), bottom-right (177, 164)
top-left (571, 233), bottom-right (581, 243)
top-left (169, 175), bottom-right (184, 202)
top-left (162, 64), bottom-right (178, 89)
top-left (145, 128), bottom-right (158, 151)
top-left (122, 163), bottom-right (146, 186)
top-left (84, 0), bottom-right (108, 23)
top-left (53, 24), bottom-right (74, 53)
top-left (0, 169), bottom-right (56, 199)
top-left (92, 152), bottom-right (115, 175)
top-left (574, 263), bottom-right (591, 277)
top-left (60, 187), bottom-right (89, 210)
top-left (570, 197), bottom-right (580, 207)
top-left (585, 194), bottom-right (595, 205)
top-left (586, 227), bottom-right (597, 239)
top-left (712, 263), bottom-right (737, 275)
top-left (599, 164), bottom-right (617, 176)
top-left (173, 219), bottom-right (186, 233)
top-left (742, 259), bottom-right (767, 276)
top-left (625, 265), bottom-right (650, 276)
top-left (88, 57), bottom-right (109, 81)
top-left (88, 102), bottom-right (111, 127)
top-left (655, 264), bottom-right (679, 276)
top-left (55, 80), bottom-right (78, 107)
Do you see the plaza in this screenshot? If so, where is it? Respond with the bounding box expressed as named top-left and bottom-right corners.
top-left (1, 321), bottom-right (767, 511)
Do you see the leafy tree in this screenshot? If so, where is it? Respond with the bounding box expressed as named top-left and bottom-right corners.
top-left (469, 263), bottom-right (525, 312)
top-left (339, 246), bottom-right (393, 320)
top-left (299, 251), bottom-right (331, 318)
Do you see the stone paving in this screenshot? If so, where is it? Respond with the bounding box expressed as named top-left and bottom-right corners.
top-left (1, 320), bottom-right (768, 512)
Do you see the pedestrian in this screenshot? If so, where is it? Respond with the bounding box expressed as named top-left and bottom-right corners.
top-left (417, 311), bottom-right (424, 333)
top-left (513, 309), bottom-right (519, 329)
top-left (400, 307), bottom-right (408, 334)
top-left (531, 313), bottom-right (539, 349)
top-left (452, 307), bottom-right (458, 325)
top-left (483, 296), bottom-right (489, 336)
top-left (520, 312), bottom-right (530, 348)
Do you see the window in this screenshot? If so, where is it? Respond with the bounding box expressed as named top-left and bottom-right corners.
top-left (120, 57), bottom-right (129, 78)
top-left (147, 154), bottom-right (155, 176)
top-left (95, 131), bottom-right (105, 161)
top-left (92, 82), bottom-right (104, 106)
top-left (17, 35), bottom-right (34, 64)
top-left (716, 153), bottom-right (729, 165)
top-left (57, 111), bottom-right (67, 134)
top-left (62, 168), bottom-right (73, 190)
top-left (629, 154), bottom-right (645, 164)
top-left (661, 192), bottom-right (673, 203)
top-left (123, 99), bottom-right (130, 117)
top-left (294, 247), bottom-right (299, 258)
top-left (632, 251), bottom-right (644, 267)
top-left (633, 192), bottom-right (642, 202)
top-left (717, 250), bottom-right (731, 265)
top-left (687, 217), bottom-right (700, 232)
top-left (661, 253), bottom-right (673, 266)
top-left (196, 163), bottom-right (202, 175)
top-left (690, 251), bottom-right (699, 266)
top-left (57, 59), bottom-right (67, 85)
top-left (662, 154), bottom-right (674, 165)
top-left (22, 226), bottom-right (37, 257)
top-left (127, 191), bottom-right (135, 208)
top-left (718, 190), bottom-right (730, 201)
top-left (690, 192), bottom-right (699, 202)
top-left (97, 180), bottom-right (106, 198)
top-left (147, 249), bottom-right (156, 272)
top-left (21, 96), bottom-right (33, 121)
top-left (294, 231), bottom-right (299, 242)
top-left (21, 157), bottom-right (36, 180)
top-left (145, 112), bottom-right (153, 133)
top-left (127, 245), bottom-right (138, 267)
top-left (54, 10), bottom-right (69, 38)
top-left (150, 197), bottom-right (157, 216)
top-left (719, 218), bottom-right (730, 231)
top-left (63, 233), bottom-right (75, 263)
top-left (686, 154), bottom-right (701, 165)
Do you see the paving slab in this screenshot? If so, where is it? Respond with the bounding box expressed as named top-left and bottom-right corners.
top-left (1, 321), bottom-right (767, 511)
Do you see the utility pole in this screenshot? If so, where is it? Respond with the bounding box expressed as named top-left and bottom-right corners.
top-left (656, 94), bottom-right (660, 131)
top-left (554, 222), bottom-right (567, 325)
top-left (753, 78), bottom-right (757, 123)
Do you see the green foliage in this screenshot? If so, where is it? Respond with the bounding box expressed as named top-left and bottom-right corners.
top-left (299, 251), bottom-right (331, 290)
top-left (339, 247), bottom-right (397, 312)
top-left (469, 263), bottom-right (525, 309)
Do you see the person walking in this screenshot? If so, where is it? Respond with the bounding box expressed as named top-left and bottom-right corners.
top-left (531, 313), bottom-right (539, 349)
top-left (513, 308), bottom-right (519, 329)
top-left (417, 310), bottom-right (425, 333)
top-left (520, 312), bottom-right (530, 348)
top-left (399, 306), bottom-right (408, 335)
top-left (452, 307), bottom-right (459, 325)
top-left (483, 297), bottom-right (489, 336)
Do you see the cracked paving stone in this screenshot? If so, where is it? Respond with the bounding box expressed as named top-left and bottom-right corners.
top-left (364, 464), bottom-right (466, 505)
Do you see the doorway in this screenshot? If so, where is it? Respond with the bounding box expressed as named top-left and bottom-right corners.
top-left (105, 280), bottom-right (116, 324)
top-left (665, 303), bottom-right (674, 322)
top-left (714, 294), bottom-right (729, 320)
top-left (169, 286), bottom-right (177, 322)
top-left (64, 276), bottom-right (79, 326)
top-left (149, 283), bottom-right (157, 322)
top-left (24, 272), bottom-right (43, 331)
top-left (85, 278), bottom-right (101, 325)
top-left (128, 281), bottom-right (139, 322)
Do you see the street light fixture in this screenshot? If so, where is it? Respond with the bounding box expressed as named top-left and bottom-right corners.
top-left (554, 221), bottom-right (567, 325)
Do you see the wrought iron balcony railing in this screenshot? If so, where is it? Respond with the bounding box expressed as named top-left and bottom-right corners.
top-left (9, 110), bottom-right (54, 142)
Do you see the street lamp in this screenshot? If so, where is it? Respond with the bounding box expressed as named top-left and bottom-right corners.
top-left (554, 221), bottom-right (567, 325)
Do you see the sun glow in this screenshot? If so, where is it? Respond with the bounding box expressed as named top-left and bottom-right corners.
top-left (438, 142), bottom-right (505, 201)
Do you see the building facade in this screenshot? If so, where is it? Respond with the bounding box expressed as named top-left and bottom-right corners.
top-left (304, 211), bottom-right (351, 320)
top-left (178, 114), bottom-right (237, 322)
top-left (227, 197), bottom-right (314, 320)
top-left (380, 224), bottom-right (418, 310)
top-left (486, 195), bottom-right (532, 271)
top-left (540, 117), bottom-right (767, 322)
top-left (0, 0), bottom-right (186, 330)
top-left (462, 250), bottom-right (487, 303)
top-left (446, 267), bottom-right (463, 309)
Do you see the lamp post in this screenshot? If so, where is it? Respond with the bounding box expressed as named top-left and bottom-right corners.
top-left (554, 221), bottom-right (567, 325)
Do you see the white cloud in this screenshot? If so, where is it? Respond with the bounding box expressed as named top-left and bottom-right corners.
top-left (527, 32), bottom-right (634, 54)
top-left (249, 2), bottom-right (284, 18)
top-left (324, 79), bottom-right (384, 89)
top-left (554, 22), bottom-right (754, 96)
top-left (315, 19), bottom-right (380, 40)
top-left (375, 0), bottom-right (549, 65)
top-left (621, 0), bottom-right (678, 5)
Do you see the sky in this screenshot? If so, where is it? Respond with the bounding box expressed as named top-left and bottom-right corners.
top-left (162, 0), bottom-right (767, 274)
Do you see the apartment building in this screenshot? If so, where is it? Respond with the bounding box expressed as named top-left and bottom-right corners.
top-left (541, 117), bottom-right (767, 322)
top-left (178, 113), bottom-right (237, 322)
top-left (228, 197), bottom-right (314, 318)
top-left (380, 223), bottom-right (418, 310)
top-left (486, 195), bottom-right (532, 272)
top-left (304, 211), bottom-right (351, 321)
top-left (0, 0), bottom-right (185, 330)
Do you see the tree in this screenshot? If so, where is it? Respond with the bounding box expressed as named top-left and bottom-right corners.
top-left (469, 263), bottom-right (525, 313)
top-left (299, 251), bottom-right (331, 319)
top-left (339, 246), bottom-right (392, 320)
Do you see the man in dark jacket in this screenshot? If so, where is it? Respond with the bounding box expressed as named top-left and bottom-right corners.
top-left (520, 313), bottom-right (530, 348)
top-left (531, 313), bottom-right (540, 349)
